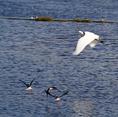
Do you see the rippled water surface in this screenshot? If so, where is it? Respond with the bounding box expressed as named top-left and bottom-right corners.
top-left (0, 0), bottom-right (118, 117)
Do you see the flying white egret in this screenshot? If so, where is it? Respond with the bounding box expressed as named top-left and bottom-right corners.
top-left (73, 31), bottom-right (103, 55)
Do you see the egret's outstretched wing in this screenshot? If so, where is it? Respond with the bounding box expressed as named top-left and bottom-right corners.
top-left (73, 36), bottom-right (95, 55)
top-left (89, 40), bottom-right (98, 48)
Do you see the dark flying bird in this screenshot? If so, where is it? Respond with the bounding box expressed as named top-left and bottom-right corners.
top-left (47, 90), bottom-right (69, 101)
top-left (19, 79), bottom-right (35, 90)
top-left (45, 86), bottom-right (59, 97)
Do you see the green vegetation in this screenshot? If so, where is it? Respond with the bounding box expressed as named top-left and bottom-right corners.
top-left (73, 18), bottom-right (92, 23)
top-left (0, 16), bottom-right (117, 24)
top-left (34, 16), bottom-right (53, 21)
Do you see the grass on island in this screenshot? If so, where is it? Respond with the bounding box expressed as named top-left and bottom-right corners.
top-left (34, 16), bottom-right (53, 21)
top-left (0, 16), bottom-right (117, 23)
top-left (34, 17), bottom-right (92, 22)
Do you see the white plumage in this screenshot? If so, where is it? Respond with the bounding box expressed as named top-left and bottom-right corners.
top-left (26, 86), bottom-right (32, 90)
top-left (73, 31), bottom-right (101, 55)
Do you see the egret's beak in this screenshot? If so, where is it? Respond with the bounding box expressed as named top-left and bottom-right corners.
top-left (100, 40), bottom-right (104, 43)
top-left (99, 37), bottom-right (104, 44)
top-left (100, 39), bottom-right (104, 44)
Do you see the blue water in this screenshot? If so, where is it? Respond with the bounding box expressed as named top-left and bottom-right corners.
top-left (0, 0), bottom-right (118, 117)
top-left (0, 0), bottom-right (118, 19)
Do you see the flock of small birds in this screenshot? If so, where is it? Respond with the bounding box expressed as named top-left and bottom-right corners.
top-left (19, 31), bottom-right (103, 101)
top-left (19, 79), bottom-right (69, 102)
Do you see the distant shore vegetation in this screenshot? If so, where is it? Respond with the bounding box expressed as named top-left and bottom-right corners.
top-left (0, 16), bottom-right (117, 23)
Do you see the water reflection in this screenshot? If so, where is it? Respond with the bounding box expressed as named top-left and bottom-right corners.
top-left (72, 99), bottom-right (94, 117)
